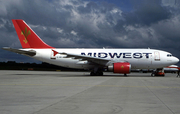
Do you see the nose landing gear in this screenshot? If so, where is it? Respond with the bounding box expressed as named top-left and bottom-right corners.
top-left (151, 69), bottom-right (165, 76)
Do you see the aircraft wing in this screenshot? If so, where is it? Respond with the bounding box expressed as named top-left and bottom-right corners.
top-left (2, 47), bottom-right (36, 56)
top-left (60, 52), bottom-right (110, 65)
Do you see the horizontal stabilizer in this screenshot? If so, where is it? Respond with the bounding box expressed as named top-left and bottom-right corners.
top-left (2, 47), bottom-right (36, 56)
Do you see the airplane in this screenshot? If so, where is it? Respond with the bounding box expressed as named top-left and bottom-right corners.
top-left (164, 65), bottom-right (179, 73)
top-left (2, 19), bottom-right (179, 76)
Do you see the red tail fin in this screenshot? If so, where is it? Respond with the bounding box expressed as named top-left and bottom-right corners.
top-left (12, 19), bottom-right (54, 49)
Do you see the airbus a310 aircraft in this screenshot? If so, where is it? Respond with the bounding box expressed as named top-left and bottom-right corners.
top-left (2, 20), bottom-right (179, 76)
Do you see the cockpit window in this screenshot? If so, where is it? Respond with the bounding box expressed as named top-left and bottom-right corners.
top-left (167, 54), bottom-right (172, 57)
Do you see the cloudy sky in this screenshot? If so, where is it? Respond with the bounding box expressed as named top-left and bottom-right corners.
top-left (0, 0), bottom-right (180, 65)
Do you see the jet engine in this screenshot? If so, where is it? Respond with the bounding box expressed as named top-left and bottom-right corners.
top-left (108, 62), bottom-right (131, 74)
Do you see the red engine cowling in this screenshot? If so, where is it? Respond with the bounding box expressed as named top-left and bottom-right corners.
top-left (108, 62), bottom-right (131, 74)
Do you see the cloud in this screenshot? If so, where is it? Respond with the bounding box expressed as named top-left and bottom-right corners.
top-left (0, 0), bottom-right (180, 63)
top-left (152, 15), bottom-right (180, 47)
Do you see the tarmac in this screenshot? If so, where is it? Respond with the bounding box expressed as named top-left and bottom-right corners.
top-left (0, 70), bottom-right (180, 114)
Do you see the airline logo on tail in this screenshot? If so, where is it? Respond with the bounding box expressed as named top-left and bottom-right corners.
top-left (12, 19), bottom-right (54, 49)
top-left (21, 27), bottom-right (31, 44)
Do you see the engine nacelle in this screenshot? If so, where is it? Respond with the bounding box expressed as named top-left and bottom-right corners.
top-left (108, 62), bottom-right (131, 74)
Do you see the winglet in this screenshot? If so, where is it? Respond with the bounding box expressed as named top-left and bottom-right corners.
top-left (12, 19), bottom-right (54, 49)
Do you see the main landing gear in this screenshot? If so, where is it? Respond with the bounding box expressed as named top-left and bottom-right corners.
top-left (90, 68), bottom-right (104, 76)
top-left (90, 70), bottom-right (103, 76)
top-left (151, 69), bottom-right (165, 76)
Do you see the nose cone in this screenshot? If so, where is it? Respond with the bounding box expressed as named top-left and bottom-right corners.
top-left (173, 57), bottom-right (179, 64)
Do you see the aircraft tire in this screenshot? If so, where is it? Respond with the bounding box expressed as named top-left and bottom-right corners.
top-left (90, 72), bottom-right (95, 76)
top-left (97, 71), bottom-right (103, 76)
top-left (90, 71), bottom-right (103, 76)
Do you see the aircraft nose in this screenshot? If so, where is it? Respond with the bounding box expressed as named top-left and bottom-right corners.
top-left (173, 57), bottom-right (179, 64)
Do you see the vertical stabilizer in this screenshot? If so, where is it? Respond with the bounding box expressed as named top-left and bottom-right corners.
top-left (12, 19), bottom-right (54, 49)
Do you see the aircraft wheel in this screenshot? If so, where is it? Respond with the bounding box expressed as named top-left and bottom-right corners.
top-left (90, 71), bottom-right (103, 76)
top-left (90, 72), bottom-right (95, 76)
top-left (151, 73), bottom-right (154, 77)
top-left (97, 71), bottom-right (103, 76)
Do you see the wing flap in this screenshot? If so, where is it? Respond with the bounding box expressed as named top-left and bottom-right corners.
top-left (2, 47), bottom-right (36, 56)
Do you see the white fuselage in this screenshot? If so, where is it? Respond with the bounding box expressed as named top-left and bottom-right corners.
top-left (23, 48), bottom-right (179, 70)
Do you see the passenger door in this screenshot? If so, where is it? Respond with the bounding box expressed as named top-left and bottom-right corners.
top-left (154, 51), bottom-right (160, 61)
